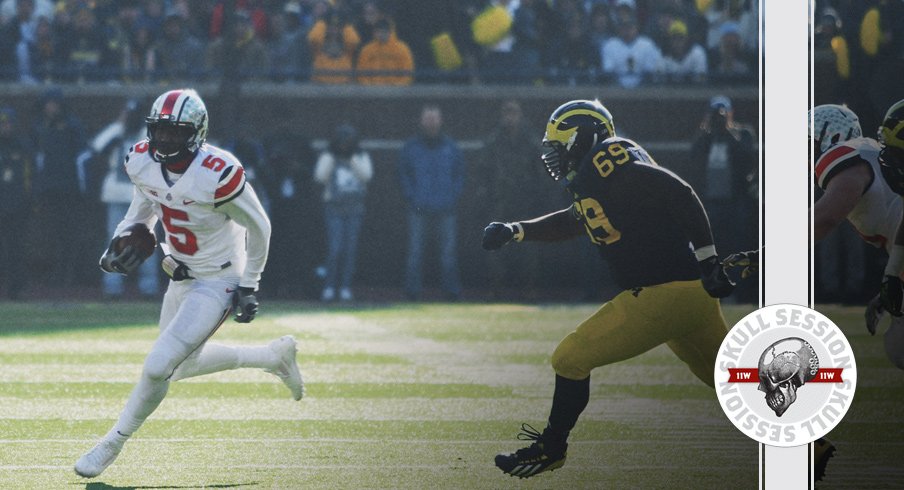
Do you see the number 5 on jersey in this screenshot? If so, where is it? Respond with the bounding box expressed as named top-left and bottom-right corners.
top-left (161, 205), bottom-right (199, 255)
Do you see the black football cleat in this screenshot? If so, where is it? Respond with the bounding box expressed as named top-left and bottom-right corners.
top-left (495, 423), bottom-right (568, 479)
top-left (814, 437), bottom-right (836, 482)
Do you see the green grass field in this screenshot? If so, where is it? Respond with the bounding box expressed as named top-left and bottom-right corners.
top-left (0, 301), bottom-right (899, 489)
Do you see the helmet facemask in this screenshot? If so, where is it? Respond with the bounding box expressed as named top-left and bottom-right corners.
top-left (147, 120), bottom-right (198, 164)
top-left (145, 89), bottom-right (209, 166)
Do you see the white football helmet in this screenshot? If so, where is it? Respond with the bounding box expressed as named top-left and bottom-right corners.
top-left (809, 104), bottom-right (861, 160)
top-left (146, 89), bottom-right (208, 164)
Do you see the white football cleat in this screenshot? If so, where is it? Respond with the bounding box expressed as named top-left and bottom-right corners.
top-left (74, 436), bottom-right (125, 478)
top-left (267, 335), bottom-right (305, 400)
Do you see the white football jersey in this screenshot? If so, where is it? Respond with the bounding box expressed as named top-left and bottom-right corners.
top-left (114, 140), bottom-right (270, 288)
top-left (815, 137), bottom-right (902, 252)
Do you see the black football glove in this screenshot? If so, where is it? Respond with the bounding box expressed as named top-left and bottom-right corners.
top-left (699, 256), bottom-right (736, 298)
top-left (233, 287), bottom-right (258, 323)
top-left (482, 222), bottom-right (516, 250)
top-left (724, 250), bottom-right (759, 279)
top-left (879, 275), bottom-right (904, 317)
top-left (161, 254), bottom-right (192, 281)
top-left (99, 237), bottom-right (142, 275)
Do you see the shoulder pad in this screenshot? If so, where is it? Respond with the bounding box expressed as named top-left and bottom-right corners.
top-left (815, 139), bottom-right (873, 189)
top-left (214, 165), bottom-right (246, 206)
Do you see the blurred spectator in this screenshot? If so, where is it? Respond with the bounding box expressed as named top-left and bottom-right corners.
top-left (314, 123), bottom-right (372, 302)
top-left (56, 5), bottom-right (117, 82)
top-left (703, 0), bottom-right (757, 54)
top-left (206, 12), bottom-right (270, 81)
top-left (260, 128), bottom-right (316, 299)
top-left (121, 20), bottom-right (156, 83)
top-left (26, 14), bottom-right (55, 82)
top-left (152, 13), bottom-right (204, 82)
top-left (0, 0), bottom-right (39, 81)
top-left (140, 0), bottom-right (166, 35)
top-left (689, 95), bottom-right (756, 301)
top-left (0, 0), bottom-right (51, 24)
top-left (356, 18), bottom-right (414, 85)
top-left (0, 106), bottom-right (32, 299)
top-left (30, 89), bottom-right (88, 287)
top-left (507, 0), bottom-right (546, 82)
top-left (398, 105), bottom-right (464, 301)
top-left (644, 0), bottom-right (708, 50)
top-left (390, 0), bottom-right (481, 82)
top-left (308, 10), bottom-right (359, 84)
top-left (661, 19), bottom-right (707, 83)
top-left (813, 7), bottom-right (849, 105)
top-left (554, 9), bottom-right (599, 85)
top-left (473, 0), bottom-right (521, 83)
top-left (88, 100), bottom-right (160, 299)
top-left (600, 13), bottom-right (662, 88)
top-left (710, 21), bottom-right (750, 79)
top-left (209, 0), bottom-right (268, 41)
top-left (479, 100), bottom-right (546, 297)
top-left (588, 3), bottom-right (611, 50)
top-left (268, 5), bottom-right (311, 82)
top-left (354, 0), bottom-right (383, 45)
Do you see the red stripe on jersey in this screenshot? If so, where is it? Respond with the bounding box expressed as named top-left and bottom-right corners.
top-left (814, 145), bottom-right (856, 180)
top-left (857, 231), bottom-right (887, 249)
top-left (215, 167), bottom-right (244, 200)
top-left (159, 90), bottom-right (182, 116)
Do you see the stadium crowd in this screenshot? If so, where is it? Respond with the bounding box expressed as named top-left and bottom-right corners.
top-left (0, 0), bottom-right (762, 302)
top-left (0, 0), bottom-right (759, 86)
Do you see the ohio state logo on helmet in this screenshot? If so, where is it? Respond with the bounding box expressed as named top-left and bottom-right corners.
top-left (714, 305), bottom-right (857, 447)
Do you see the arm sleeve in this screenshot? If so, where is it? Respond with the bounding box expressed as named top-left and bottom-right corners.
top-left (352, 152), bottom-right (373, 182)
top-left (518, 205), bottom-right (585, 242)
top-left (313, 153), bottom-right (334, 184)
top-left (90, 121), bottom-right (125, 153)
top-left (113, 187), bottom-right (158, 237)
top-left (220, 184), bottom-right (272, 290)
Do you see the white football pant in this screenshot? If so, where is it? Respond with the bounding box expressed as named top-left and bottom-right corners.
top-left (109, 276), bottom-right (280, 439)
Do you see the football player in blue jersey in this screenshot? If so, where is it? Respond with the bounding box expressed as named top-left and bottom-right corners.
top-left (482, 99), bottom-right (736, 479)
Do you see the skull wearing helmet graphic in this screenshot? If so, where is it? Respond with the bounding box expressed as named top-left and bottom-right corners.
top-left (757, 338), bottom-right (819, 417)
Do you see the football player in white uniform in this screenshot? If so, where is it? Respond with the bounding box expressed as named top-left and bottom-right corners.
top-left (74, 89), bottom-right (305, 479)
top-left (804, 103), bottom-right (904, 371)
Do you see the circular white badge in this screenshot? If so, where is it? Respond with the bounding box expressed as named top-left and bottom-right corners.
top-left (714, 304), bottom-right (857, 447)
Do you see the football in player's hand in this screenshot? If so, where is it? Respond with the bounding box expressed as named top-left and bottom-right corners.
top-left (114, 224), bottom-right (157, 260)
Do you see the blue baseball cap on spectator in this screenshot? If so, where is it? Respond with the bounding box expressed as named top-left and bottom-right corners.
top-left (710, 95), bottom-right (732, 112)
top-left (720, 21), bottom-right (741, 38)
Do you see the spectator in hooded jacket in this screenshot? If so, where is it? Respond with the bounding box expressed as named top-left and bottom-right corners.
top-left (308, 10), bottom-right (359, 84)
top-left (356, 18), bottom-right (413, 85)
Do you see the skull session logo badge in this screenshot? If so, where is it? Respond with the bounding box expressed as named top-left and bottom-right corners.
top-left (757, 338), bottom-right (819, 417)
top-left (714, 305), bottom-right (857, 447)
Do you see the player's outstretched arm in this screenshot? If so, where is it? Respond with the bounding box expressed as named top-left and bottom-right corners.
top-left (482, 206), bottom-right (584, 250)
top-left (813, 163), bottom-right (872, 242)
